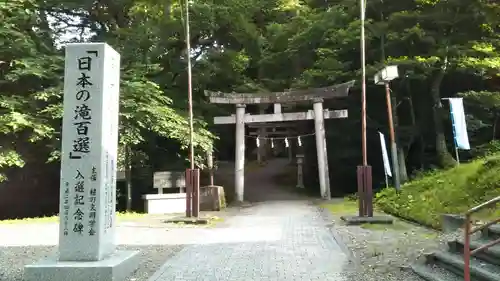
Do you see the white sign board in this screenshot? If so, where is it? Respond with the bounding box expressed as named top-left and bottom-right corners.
top-left (153, 171), bottom-right (186, 190)
top-left (59, 43), bottom-right (120, 261)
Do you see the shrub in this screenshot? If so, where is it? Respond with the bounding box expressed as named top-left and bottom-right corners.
top-left (375, 156), bottom-right (500, 229)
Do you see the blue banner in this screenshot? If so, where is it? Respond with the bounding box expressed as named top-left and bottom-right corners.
top-left (449, 98), bottom-right (470, 150)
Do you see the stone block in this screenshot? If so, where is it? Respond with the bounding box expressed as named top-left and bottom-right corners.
top-left (441, 213), bottom-right (466, 233)
top-left (142, 193), bottom-right (186, 214)
top-left (24, 250), bottom-right (140, 281)
top-left (141, 186), bottom-right (226, 214)
top-left (200, 185), bottom-right (226, 211)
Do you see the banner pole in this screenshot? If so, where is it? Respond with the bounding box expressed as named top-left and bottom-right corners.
top-left (455, 145), bottom-right (460, 165)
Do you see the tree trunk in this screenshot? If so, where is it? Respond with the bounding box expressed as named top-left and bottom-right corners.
top-left (431, 62), bottom-right (456, 168)
top-left (493, 113), bottom-right (498, 140)
top-left (397, 147), bottom-right (408, 181)
top-left (391, 92), bottom-right (408, 183)
top-left (406, 84), bottom-right (425, 170)
top-left (125, 145), bottom-right (132, 212)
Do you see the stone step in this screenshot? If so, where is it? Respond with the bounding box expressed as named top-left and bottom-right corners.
top-left (430, 251), bottom-right (500, 281)
top-left (411, 264), bottom-right (463, 281)
top-left (448, 238), bottom-right (500, 266)
top-left (484, 224), bottom-right (500, 240)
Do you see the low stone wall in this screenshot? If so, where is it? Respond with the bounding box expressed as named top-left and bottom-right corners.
top-left (142, 185), bottom-right (226, 214)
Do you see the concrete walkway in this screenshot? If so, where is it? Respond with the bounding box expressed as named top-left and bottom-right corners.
top-left (148, 159), bottom-right (352, 281)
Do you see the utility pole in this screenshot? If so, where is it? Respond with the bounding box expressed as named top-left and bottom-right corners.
top-left (384, 83), bottom-right (401, 190)
top-left (375, 65), bottom-right (401, 190)
top-left (356, 0), bottom-right (374, 218)
top-left (185, 0), bottom-right (194, 172)
top-left (185, 0), bottom-right (200, 218)
top-left (360, 0), bottom-right (367, 168)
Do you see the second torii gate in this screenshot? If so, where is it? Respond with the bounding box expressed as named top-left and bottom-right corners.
top-left (206, 80), bottom-right (355, 202)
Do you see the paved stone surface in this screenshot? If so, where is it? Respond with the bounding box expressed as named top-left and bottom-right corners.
top-left (149, 201), bottom-right (352, 281)
top-left (149, 159), bottom-right (352, 281)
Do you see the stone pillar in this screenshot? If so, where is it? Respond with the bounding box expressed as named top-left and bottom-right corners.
top-left (235, 104), bottom-right (246, 202)
top-left (323, 128), bottom-right (331, 199)
top-left (257, 127), bottom-right (265, 164)
top-left (287, 129), bottom-right (293, 163)
top-left (256, 137), bottom-right (262, 164)
top-left (296, 154), bottom-right (305, 188)
top-left (207, 149), bottom-right (214, 186)
top-left (273, 103), bottom-right (282, 113)
top-left (257, 106), bottom-right (266, 164)
top-left (24, 43), bottom-right (139, 281)
top-left (313, 99), bottom-right (330, 199)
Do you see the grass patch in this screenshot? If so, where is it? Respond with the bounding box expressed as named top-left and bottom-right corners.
top-left (0, 211), bottom-right (147, 225)
top-left (376, 155), bottom-right (500, 229)
top-left (359, 220), bottom-right (410, 231)
top-left (320, 199), bottom-right (360, 215)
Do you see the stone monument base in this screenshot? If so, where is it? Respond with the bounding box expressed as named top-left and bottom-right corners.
top-left (24, 250), bottom-right (140, 281)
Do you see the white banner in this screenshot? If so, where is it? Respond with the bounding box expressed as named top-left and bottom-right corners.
top-left (449, 98), bottom-right (471, 150)
top-left (378, 132), bottom-right (392, 177)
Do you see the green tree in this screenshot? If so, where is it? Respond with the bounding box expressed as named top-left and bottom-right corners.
top-left (384, 0), bottom-right (500, 167)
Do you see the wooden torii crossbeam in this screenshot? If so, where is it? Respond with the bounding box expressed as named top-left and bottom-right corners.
top-left (207, 81), bottom-right (355, 202)
top-left (205, 80), bottom-right (354, 104)
top-left (214, 109), bottom-right (347, 124)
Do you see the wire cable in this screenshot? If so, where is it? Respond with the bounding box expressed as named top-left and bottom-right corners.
top-left (244, 132), bottom-right (315, 140)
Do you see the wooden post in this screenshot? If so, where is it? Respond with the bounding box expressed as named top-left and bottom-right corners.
top-left (192, 169), bottom-right (200, 217)
top-left (185, 169), bottom-right (192, 217)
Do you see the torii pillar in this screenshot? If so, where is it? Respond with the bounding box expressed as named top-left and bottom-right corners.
top-left (235, 104), bottom-right (246, 202)
top-left (206, 80), bottom-right (354, 202)
top-left (313, 99), bottom-right (331, 199)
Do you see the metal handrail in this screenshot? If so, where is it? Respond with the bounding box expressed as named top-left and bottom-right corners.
top-left (464, 196), bottom-right (500, 281)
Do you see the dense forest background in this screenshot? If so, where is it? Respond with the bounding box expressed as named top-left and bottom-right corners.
top-left (0, 0), bottom-right (499, 216)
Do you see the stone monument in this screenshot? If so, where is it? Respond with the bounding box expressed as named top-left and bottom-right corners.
top-left (296, 154), bottom-right (305, 189)
top-left (24, 43), bottom-right (139, 281)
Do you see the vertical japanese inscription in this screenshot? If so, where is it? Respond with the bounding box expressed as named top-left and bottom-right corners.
top-left (63, 182), bottom-right (70, 236)
top-left (88, 166), bottom-right (97, 236)
top-left (70, 53), bottom-right (96, 160)
top-left (67, 50), bottom-right (98, 237)
top-left (108, 159), bottom-right (115, 229)
top-left (73, 170), bottom-right (85, 234)
top-left (103, 152), bottom-right (110, 233)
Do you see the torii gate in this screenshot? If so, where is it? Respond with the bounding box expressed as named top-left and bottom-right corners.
top-left (206, 80), bottom-right (355, 202)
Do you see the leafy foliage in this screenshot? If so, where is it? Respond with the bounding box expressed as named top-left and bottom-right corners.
top-left (0, 0), bottom-right (63, 180)
top-left (376, 155), bottom-right (500, 229)
top-left (1, 0), bottom-right (500, 209)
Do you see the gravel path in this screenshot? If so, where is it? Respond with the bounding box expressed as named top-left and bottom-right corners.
top-left (0, 220), bottom-right (203, 281)
top-left (0, 244), bottom-right (183, 281)
top-left (0, 208), bottom-right (274, 281)
top-left (149, 159), bottom-right (354, 281)
top-left (319, 199), bottom-right (461, 281)
top-left (149, 200), bottom-right (353, 281)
